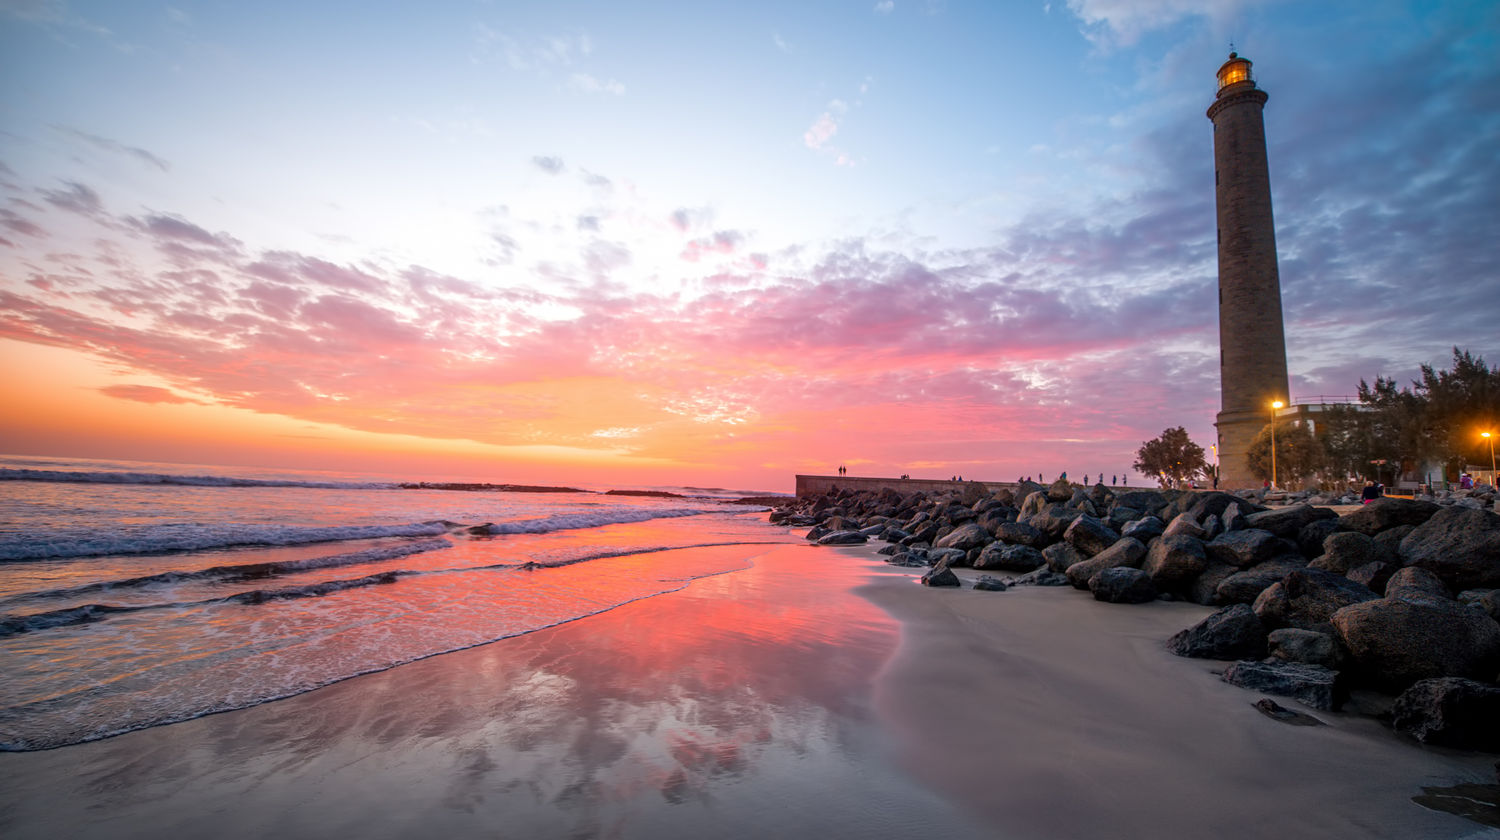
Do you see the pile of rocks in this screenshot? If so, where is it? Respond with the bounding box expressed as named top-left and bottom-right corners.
top-left (769, 481), bottom-right (1500, 751)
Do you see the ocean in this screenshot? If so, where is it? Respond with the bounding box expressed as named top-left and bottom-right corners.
top-left (0, 454), bottom-right (792, 752)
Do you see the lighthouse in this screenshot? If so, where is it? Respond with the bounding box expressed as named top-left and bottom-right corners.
top-left (1208, 52), bottom-right (1289, 489)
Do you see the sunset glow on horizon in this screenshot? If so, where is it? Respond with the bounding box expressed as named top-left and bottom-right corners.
top-left (2, 1), bottom-right (1495, 491)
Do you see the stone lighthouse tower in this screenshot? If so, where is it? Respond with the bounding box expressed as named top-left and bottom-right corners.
top-left (1208, 52), bottom-right (1289, 489)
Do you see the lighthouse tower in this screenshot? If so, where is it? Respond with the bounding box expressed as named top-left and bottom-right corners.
top-left (1208, 52), bottom-right (1289, 489)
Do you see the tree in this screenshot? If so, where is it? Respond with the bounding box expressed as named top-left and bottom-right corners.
top-left (1246, 420), bottom-right (1323, 488)
top-left (1414, 348), bottom-right (1500, 472)
top-left (1134, 427), bottom-right (1207, 488)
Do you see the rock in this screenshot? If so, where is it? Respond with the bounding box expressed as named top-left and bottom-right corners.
top-left (1043, 542), bottom-right (1085, 574)
top-left (1223, 660), bottom-right (1341, 711)
top-left (1373, 524), bottom-right (1416, 557)
top-left (878, 525), bottom-right (911, 543)
top-left (1309, 531), bottom-right (1385, 575)
top-left (1385, 566), bottom-right (1452, 605)
top-left (974, 542), bottom-right (1045, 572)
top-left (1167, 603), bottom-right (1267, 660)
top-left (1296, 518), bottom-right (1342, 559)
top-left (816, 530), bottom-right (867, 545)
top-left (876, 543), bottom-right (901, 556)
top-left (1390, 678), bottom-right (1500, 751)
top-left (1267, 628), bottom-right (1346, 669)
top-left (1027, 504), bottom-right (1083, 541)
top-left (1162, 511), bottom-right (1209, 540)
top-left (973, 575), bottom-right (1008, 591)
top-left (1188, 491), bottom-right (1257, 522)
top-left (1244, 504), bottom-right (1338, 540)
top-left (1399, 506), bottom-right (1500, 591)
top-left (1018, 490), bottom-right (1049, 520)
top-left (805, 524), bottom-right (831, 542)
top-left (934, 521), bottom-right (991, 551)
top-left (1252, 568), bottom-right (1379, 632)
top-left (1089, 567), bottom-right (1157, 603)
top-left (1206, 529), bottom-right (1285, 568)
top-left (1011, 567), bottom-right (1070, 586)
top-left (1216, 557), bottom-right (1307, 605)
top-left (1046, 478), bottom-right (1073, 502)
top-left (1221, 502), bottom-right (1250, 533)
top-left (1458, 589), bottom-right (1500, 622)
top-left (1253, 697), bottom-right (1325, 726)
top-left (920, 566), bottom-right (961, 587)
top-left (1187, 562), bottom-right (1238, 606)
top-left (1064, 537), bottom-right (1147, 589)
top-left (1121, 515), bottom-right (1165, 542)
top-left (927, 547), bottom-right (968, 568)
top-left (1338, 497), bottom-right (1442, 535)
top-left (1332, 598), bottom-right (1500, 691)
top-left (1112, 490), bottom-right (1168, 518)
top-left (1063, 515), bottom-right (1120, 557)
top-left (1201, 514), bottom-right (1224, 540)
top-left (1346, 560), bottom-right (1397, 594)
top-left (1141, 534), bottom-right (1208, 589)
top-left (993, 520), bottom-right (1048, 548)
top-left (1107, 506), bottom-right (1143, 531)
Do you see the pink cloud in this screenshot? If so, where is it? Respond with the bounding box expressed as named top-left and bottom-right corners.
top-left (98, 384), bottom-right (205, 404)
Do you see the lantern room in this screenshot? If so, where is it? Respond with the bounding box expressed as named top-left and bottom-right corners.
top-left (1215, 52), bottom-right (1254, 94)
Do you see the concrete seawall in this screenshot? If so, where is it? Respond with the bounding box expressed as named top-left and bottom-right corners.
top-left (795, 475), bottom-right (1017, 498)
top-left (794, 474), bottom-right (1151, 499)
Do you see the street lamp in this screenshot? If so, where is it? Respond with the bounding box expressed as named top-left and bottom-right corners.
top-left (1270, 400), bottom-right (1284, 490)
top-left (1484, 431), bottom-right (1496, 487)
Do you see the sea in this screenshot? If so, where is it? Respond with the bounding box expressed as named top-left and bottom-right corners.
top-left (0, 454), bottom-right (793, 752)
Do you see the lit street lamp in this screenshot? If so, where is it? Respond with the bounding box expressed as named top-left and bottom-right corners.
top-left (1484, 431), bottom-right (1496, 487)
top-left (1270, 400), bottom-right (1284, 489)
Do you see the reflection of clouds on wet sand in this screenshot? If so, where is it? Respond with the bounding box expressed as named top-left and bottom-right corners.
top-left (0, 544), bottom-right (988, 840)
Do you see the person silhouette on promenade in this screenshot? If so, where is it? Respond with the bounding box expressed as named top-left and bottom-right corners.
top-left (1112, 474), bottom-right (1117, 486)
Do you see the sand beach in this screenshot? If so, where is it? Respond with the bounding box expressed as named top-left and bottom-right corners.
top-left (1, 539), bottom-right (1496, 839)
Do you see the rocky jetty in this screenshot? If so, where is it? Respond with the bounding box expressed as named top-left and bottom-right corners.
top-left (771, 482), bottom-right (1500, 752)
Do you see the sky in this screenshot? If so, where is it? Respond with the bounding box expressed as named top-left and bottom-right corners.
top-left (1, 0), bottom-right (1497, 491)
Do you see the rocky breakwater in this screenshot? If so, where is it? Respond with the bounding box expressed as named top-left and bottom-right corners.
top-left (770, 483), bottom-right (1500, 753)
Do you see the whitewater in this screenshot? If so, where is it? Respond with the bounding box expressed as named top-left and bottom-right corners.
top-left (0, 454), bottom-right (791, 751)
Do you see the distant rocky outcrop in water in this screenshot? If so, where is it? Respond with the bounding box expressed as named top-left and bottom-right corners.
top-left (771, 482), bottom-right (1500, 753)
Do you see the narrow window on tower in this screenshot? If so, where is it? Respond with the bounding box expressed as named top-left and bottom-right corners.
top-left (1215, 170), bottom-right (1219, 185)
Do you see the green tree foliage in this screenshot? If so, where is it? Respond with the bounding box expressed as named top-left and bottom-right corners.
top-left (1133, 427), bottom-right (1207, 487)
top-left (1247, 420), bottom-right (1324, 487)
top-left (1321, 348), bottom-right (1500, 482)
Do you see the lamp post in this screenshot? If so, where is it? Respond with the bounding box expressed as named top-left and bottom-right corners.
top-left (1484, 431), bottom-right (1496, 487)
top-left (1270, 400), bottom-right (1284, 489)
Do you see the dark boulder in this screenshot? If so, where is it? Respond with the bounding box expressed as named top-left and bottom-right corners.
top-left (1206, 528), bottom-right (1285, 568)
top-left (1267, 628), bottom-right (1346, 670)
top-left (1346, 560), bottom-right (1398, 594)
top-left (920, 566), bottom-right (961, 587)
top-left (1459, 589), bottom-right (1500, 622)
top-left (1112, 490), bottom-right (1168, 518)
top-left (934, 521), bottom-right (991, 551)
top-left (1090, 567), bottom-right (1157, 603)
top-left (1390, 678), bottom-right (1500, 751)
top-left (927, 547), bottom-right (968, 568)
top-left (1252, 567), bottom-right (1379, 632)
top-left (1221, 501), bottom-right (1251, 533)
top-left (816, 530), bottom-right (867, 545)
top-left (1064, 537), bottom-right (1146, 589)
top-left (1121, 515), bottom-right (1165, 542)
top-left (993, 520), bottom-right (1048, 548)
top-left (1373, 524), bottom-right (1415, 557)
top-left (1331, 598), bottom-right (1500, 691)
top-left (1046, 479), bottom-right (1074, 502)
top-left (1186, 562), bottom-right (1239, 606)
top-left (1162, 511), bottom-right (1209, 540)
top-left (1107, 506), bottom-right (1143, 531)
top-left (1217, 557), bottom-right (1308, 605)
top-left (1399, 506), bottom-right (1500, 591)
top-left (1244, 504), bottom-right (1338, 540)
top-left (1188, 491), bottom-right (1257, 522)
top-left (1297, 518), bottom-right (1342, 559)
top-left (1043, 542), bottom-right (1086, 574)
top-left (1338, 497), bottom-right (1441, 535)
top-left (974, 542), bottom-right (1045, 572)
top-left (1142, 534), bottom-right (1208, 589)
top-left (1063, 515), bottom-right (1120, 558)
top-left (1309, 531), bottom-right (1386, 575)
top-left (1384, 566), bottom-right (1452, 605)
top-left (1027, 503), bottom-right (1084, 541)
top-left (1011, 567), bottom-right (1070, 586)
top-left (1167, 603), bottom-right (1267, 660)
top-left (1222, 660), bottom-right (1342, 711)
top-left (973, 575), bottom-right (1009, 592)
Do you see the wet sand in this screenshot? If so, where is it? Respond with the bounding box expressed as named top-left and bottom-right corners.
top-left (853, 547), bottom-right (1500, 839)
top-left (2, 540), bottom-right (1496, 839)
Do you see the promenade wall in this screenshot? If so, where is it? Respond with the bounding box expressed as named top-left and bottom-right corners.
top-left (795, 475), bottom-right (1018, 498)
